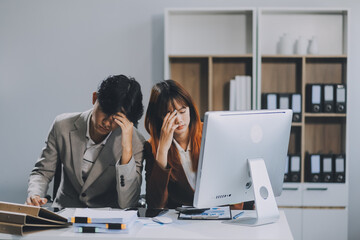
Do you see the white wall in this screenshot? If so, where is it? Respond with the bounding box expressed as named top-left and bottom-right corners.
top-left (0, 0), bottom-right (359, 239)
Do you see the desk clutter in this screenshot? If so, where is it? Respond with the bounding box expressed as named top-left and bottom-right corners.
top-left (0, 201), bottom-right (69, 236)
top-left (176, 206), bottom-right (232, 220)
top-left (69, 208), bottom-right (138, 233)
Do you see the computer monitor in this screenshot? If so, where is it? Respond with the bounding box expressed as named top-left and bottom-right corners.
top-left (193, 109), bottom-right (292, 226)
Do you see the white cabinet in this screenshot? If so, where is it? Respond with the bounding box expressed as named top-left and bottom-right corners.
top-left (277, 183), bottom-right (348, 240)
top-left (302, 208), bottom-right (348, 240)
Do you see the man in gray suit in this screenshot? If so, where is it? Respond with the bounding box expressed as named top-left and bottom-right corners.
top-left (26, 75), bottom-right (145, 209)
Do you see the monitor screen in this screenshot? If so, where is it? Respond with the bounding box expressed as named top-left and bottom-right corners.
top-left (193, 110), bottom-right (292, 225)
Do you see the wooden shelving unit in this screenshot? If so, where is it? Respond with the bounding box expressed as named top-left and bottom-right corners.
top-left (165, 8), bottom-right (349, 240)
top-left (259, 9), bottom-right (349, 240)
top-left (165, 9), bottom-right (257, 117)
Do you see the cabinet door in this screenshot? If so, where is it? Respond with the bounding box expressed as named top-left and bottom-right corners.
top-left (282, 208), bottom-right (302, 240)
top-left (302, 183), bottom-right (347, 206)
top-left (276, 183), bottom-right (302, 206)
top-left (302, 208), bottom-right (347, 240)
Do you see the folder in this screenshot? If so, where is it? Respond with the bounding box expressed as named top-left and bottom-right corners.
top-left (322, 85), bottom-right (335, 113)
top-left (284, 155), bottom-right (290, 182)
top-left (305, 154), bottom-right (321, 182)
top-left (306, 84), bottom-right (322, 113)
top-left (334, 154), bottom-right (346, 183)
top-left (278, 94), bottom-right (290, 109)
top-left (321, 154), bottom-right (334, 182)
top-left (0, 201), bottom-right (68, 236)
top-left (0, 222), bottom-right (67, 236)
top-left (290, 155), bottom-right (301, 182)
top-left (261, 93), bottom-right (277, 110)
top-left (291, 93), bottom-right (302, 122)
top-left (335, 85), bottom-right (346, 113)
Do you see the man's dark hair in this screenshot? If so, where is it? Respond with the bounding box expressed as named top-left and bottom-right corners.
top-left (97, 75), bottom-right (144, 127)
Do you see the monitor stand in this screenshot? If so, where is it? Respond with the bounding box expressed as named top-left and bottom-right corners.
top-left (230, 158), bottom-right (280, 226)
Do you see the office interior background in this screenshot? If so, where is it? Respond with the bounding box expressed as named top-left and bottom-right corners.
top-left (0, 0), bottom-right (359, 239)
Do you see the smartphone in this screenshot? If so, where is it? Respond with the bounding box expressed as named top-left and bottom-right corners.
top-left (137, 208), bottom-right (169, 218)
top-left (175, 207), bottom-right (209, 215)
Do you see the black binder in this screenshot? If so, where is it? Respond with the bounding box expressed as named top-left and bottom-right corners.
top-left (305, 154), bottom-right (321, 182)
top-left (334, 154), bottom-right (346, 183)
top-left (306, 84), bottom-right (322, 113)
top-left (335, 85), bottom-right (346, 113)
top-left (284, 155), bottom-right (290, 182)
top-left (291, 93), bottom-right (301, 122)
top-left (321, 154), bottom-right (334, 182)
top-left (322, 85), bottom-right (335, 113)
top-left (262, 93), bottom-right (277, 110)
top-left (278, 94), bottom-right (290, 110)
top-left (290, 154), bottom-right (301, 182)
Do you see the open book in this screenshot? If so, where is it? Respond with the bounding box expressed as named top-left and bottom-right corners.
top-left (0, 201), bottom-right (69, 235)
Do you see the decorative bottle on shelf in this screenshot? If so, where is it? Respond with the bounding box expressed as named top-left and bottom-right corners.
top-left (308, 36), bottom-right (319, 55)
top-left (279, 33), bottom-right (292, 55)
top-left (295, 36), bottom-right (307, 55)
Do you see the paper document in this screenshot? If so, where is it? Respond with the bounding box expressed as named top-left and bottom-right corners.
top-left (178, 206), bottom-right (231, 220)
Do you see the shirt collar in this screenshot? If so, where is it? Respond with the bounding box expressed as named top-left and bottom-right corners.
top-left (86, 113), bottom-right (112, 146)
top-left (173, 139), bottom-right (191, 152)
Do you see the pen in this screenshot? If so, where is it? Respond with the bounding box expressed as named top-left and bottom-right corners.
top-left (233, 211), bottom-right (244, 219)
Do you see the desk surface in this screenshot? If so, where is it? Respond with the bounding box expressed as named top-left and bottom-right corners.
top-left (0, 210), bottom-right (293, 240)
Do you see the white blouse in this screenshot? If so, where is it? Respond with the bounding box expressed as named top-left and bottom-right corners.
top-left (173, 139), bottom-right (196, 190)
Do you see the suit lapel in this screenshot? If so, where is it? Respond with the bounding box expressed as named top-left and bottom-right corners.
top-left (70, 110), bottom-right (91, 186)
top-left (81, 129), bottom-right (122, 192)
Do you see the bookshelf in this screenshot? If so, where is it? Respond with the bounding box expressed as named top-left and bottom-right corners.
top-left (165, 9), bottom-right (257, 116)
top-left (259, 9), bottom-right (348, 240)
top-left (165, 8), bottom-right (349, 240)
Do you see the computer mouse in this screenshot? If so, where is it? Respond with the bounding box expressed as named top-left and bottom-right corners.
top-left (152, 216), bottom-right (173, 224)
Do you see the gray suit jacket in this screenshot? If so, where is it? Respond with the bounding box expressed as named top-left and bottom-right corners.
top-left (27, 109), bottom-right (145, 209)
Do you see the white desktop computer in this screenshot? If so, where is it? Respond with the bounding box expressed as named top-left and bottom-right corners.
top-left (193, 109), bottom-right (292, 226)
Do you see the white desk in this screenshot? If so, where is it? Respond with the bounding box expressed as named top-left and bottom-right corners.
top-left (0, 210), bottom-right (293, 240)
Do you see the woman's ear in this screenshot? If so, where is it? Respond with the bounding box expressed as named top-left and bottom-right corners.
top-left (92, 92), bottom-right (97, 105)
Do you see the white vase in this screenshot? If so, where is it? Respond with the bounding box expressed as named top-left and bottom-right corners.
top-left (279, 34), bottom-right (292, 55)
top-left (308, 36), bottom-right (319, 55)
top-left (295, 36), bottom-right (307, 55)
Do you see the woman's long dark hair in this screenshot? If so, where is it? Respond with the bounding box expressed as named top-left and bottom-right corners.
top-left (145, 80), bottom-right (202, 179)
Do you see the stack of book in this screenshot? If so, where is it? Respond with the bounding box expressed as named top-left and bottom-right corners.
top-left (69, 208), bottom-right (138, 233)
top-left (229, 75), bottom-right (252, 111)
top-left (0, 201), bottom-right (69, 236)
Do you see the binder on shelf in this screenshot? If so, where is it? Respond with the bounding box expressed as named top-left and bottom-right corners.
top-left (322, 84), bottom-right (335, 113)
top-left (290, 154), bottom-right (301, 182)
top-left (291, 93), bottom-right (302, 122)
top-left (305, 154), bottom-right (321, 182)
top-left (334, 154), bottom-right (346, 183)
top-left (0, 201), bottom-right (68, 236)
top-left (321, 154), bottom-right (334, 182)
top-left (278, 94), bottom-right (290, 110)
top-left (335, 85), bottom-right (346, 113)
top-left (261, 93), bottom-right (277, 110)
top-left (284, 155), bottom-right (290, 182)
top-left (306, 84), bottom-right (322, 113)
